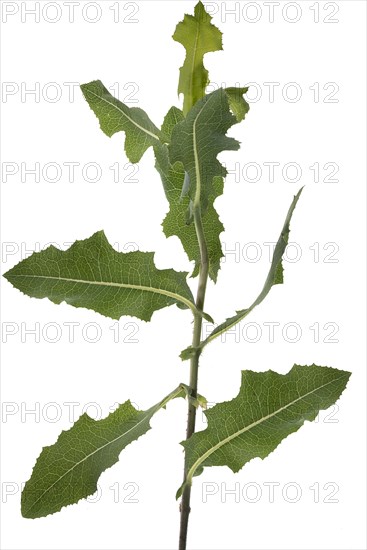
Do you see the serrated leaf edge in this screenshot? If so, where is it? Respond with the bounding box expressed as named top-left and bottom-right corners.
top-left (4, 230), bottom-right (200, 321)
top-left (179, 365), bottom-right (350, 496)
top-left (22, 384), bottom-right (186, 518)
top-left (81, 81), bottom-right (161, 143)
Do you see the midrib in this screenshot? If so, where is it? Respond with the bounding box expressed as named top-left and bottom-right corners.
top-left (188, 23), bottom-right (200, 107)
top-left (187, 376), bottom-right (344, 483)
top-left (192, 94), bottom-right (215, 207)
top-left (10, 274), bottom-right (194, 311)
top-left (89, 89), bottom-right (160, 141)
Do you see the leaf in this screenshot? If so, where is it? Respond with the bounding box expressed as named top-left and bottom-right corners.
top-left (22, 385), bottom-right (186, 518)
top-left (155, 106), bottom-right (224, 282)
top-left (4, 230), bottom-right (197, 322)
top-left (80, 80), bottom-right (162, 163)
top-left (173, 1), bottom-right (223, 115)
top-left (170, 88), bottom-right (242, 216)
top-left (225, 87), bottom-right (250, 122)
top-left (181, 187), bottom-right (303, 359)
top-left (177, 364), bottom-right (351, 498)
top-left (162, 170), bottom-right (225, 283)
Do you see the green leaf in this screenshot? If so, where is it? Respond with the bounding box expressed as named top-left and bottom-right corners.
top-left (4, 230), bottom-right (197, 322)
top-left (173, 1), bottom-right (223, 115)
top-left (162, 169), bottom-right (224, 283)
top-left (80, 80), bottom-right (162, 163)
top-left (225, 87), bottom-right (250, 122)
top-left (155, 106), bottom-right (224, 282)
top-left (181, 187), bottom-right (303, 359)
top-left (170, 88), bottom-right (241, 215)
top-left (21, 385), bottom-right (186, 518)
top-left (177, 364), bottom-right (350, 498)
top-left (159, 105), bottom-right (185, 143)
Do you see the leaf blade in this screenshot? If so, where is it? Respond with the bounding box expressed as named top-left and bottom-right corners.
top-left (181, 187), bottom-right (303, 358)
top-left (21, 385), bottom-right (186, 518)
top-left (4, 231), bottom-right (196, 322)
top-left (225, 86), bottom-right (250, 122)
top-left (178, 364), bottom-right (350, 497)
top-left (173, 1), bottom-right (223, 115)
top-left (155, 106), bottom-right (225, 282)
top-left (170, 88), bottom-right (240, 214)
top-left (80, 80), bottom-right (162, 163)
top-left (165, 88), bottom-right (246, 282)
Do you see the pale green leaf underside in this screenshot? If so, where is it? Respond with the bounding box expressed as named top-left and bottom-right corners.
top-left (21, 385), bottom-right (186, 518)
top-left (177, 364), bottom-right (350, 498)
top-left (170, 88), bottom-right (241, 217)
top-left (4, 231), bottom-right (197, 322)
top-left (155, 106), bottom-right (224, 282)
top-left (80, 80), bottom-right (162, 163)
top-left (181, 187), bottom-right (303, 358)
top-left (173, 1), bottom-right (223, 115)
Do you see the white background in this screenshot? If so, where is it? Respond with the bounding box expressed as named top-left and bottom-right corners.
top-left (1, 1), bottom-right (366, 549)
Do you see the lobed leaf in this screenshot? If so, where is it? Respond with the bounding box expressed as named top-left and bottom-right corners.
top-left (80, 80), bottom-right (162, 163)
top-left (181, 187), bottom-right (303, 359)
top-left (4, 230), bottom-right (197, 322)
top-left (155, 106), bottom-right (224, 282)
top-left (169, 88), bottom-right (242, 216)
top-left (22, 385), bottom-right (186, 518)
top-left (177, 364), bottom-right (350, 498)
top-left (173, 1), bottom-right (223, 115)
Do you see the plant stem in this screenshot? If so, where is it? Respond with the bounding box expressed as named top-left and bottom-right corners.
top-left (179, 207), bottom-right (209, 550)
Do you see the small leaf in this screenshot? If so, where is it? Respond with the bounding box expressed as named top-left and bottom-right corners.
top-left (4, 231), bottom-right (197, 322)
top-left (159, 105), bottom-right (184, 143)
top-left (225, 87), bottom-right (250, 122)
top-left (81, 80), bottom-right (162, 163)
top-left (177, 364), bottom-right (350, 498)
top-left (181, 187), bottom-right (303, 357)
top-left (173, 1), bottom-right (223, 115)
top-left (21, 385), bottom-right (186, 518)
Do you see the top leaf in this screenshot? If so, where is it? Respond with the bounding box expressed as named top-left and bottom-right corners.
top-left (81, 80), bottom-right (162, 164)
top-left (173, 1), bottom-right (223, 115)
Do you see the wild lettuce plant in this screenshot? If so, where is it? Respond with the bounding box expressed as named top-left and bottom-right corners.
top-left (4, 3), bottom-right (350, 549)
